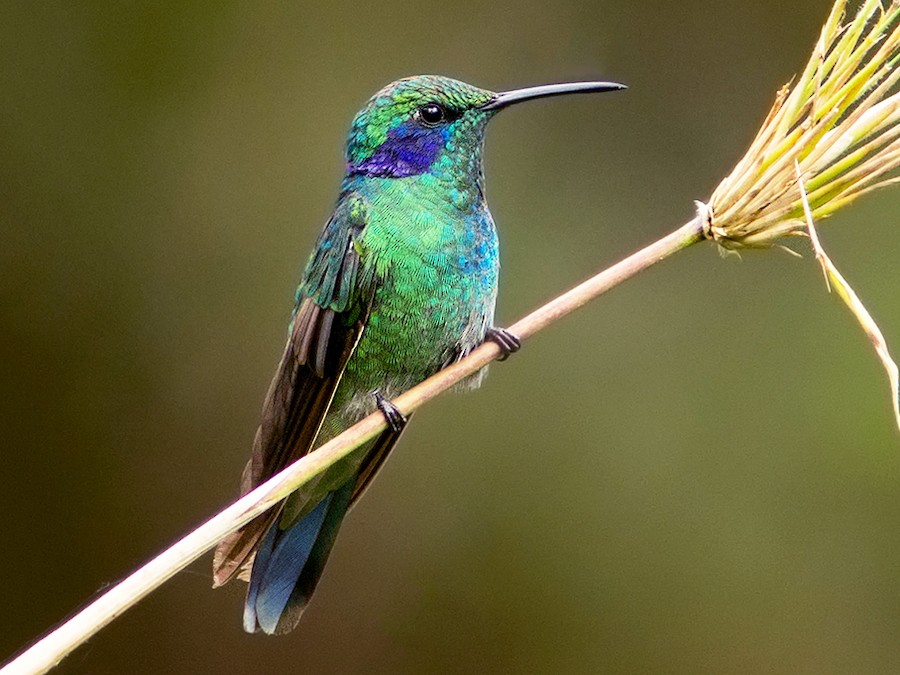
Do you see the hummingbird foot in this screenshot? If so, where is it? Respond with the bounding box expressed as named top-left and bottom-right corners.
top-left (485, 327), bottom-right (521, 361)
top-left (373, 390), bottom-right (408, 433)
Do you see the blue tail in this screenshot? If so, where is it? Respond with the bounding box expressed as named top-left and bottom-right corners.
top-left (243, 482), bottom-right (354, 634)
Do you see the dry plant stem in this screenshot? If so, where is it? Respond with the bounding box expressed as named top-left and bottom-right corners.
top-left (795, 161), bottom-right (900, 429)
top-left (1, 218), bottom-right (705, 675)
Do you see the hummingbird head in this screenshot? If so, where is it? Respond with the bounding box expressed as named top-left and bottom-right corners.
top-left (345, 75), bottom-right (625, 181)
top-left (345, 76), bottom-right (494, 180)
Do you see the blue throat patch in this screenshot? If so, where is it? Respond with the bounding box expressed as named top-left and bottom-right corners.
top-left (348, 123), bottom-right (448, 178)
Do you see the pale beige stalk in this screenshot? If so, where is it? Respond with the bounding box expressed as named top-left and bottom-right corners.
top-left (0, 222), bottom-right (704, 675)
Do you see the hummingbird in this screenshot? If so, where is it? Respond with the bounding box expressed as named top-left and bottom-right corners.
top-left (212, 75), bottom-right (625, 635)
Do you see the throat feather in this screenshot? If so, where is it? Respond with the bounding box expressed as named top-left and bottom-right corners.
top-left (348, 125), bottom-right (447, 178)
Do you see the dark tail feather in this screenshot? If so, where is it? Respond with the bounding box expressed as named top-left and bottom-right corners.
top-left (244, 482), bottom-right (354, 635)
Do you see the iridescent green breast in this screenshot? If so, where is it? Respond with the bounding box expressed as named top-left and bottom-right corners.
top-left (333, 175), bottom-right (499, 420)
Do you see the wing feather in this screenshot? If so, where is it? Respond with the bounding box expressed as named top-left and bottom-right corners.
top-left (213, 193), bottom-right (373, 587)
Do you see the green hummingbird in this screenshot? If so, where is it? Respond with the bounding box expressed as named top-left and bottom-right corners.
top-left (212, 75), bottom-right (625, 634)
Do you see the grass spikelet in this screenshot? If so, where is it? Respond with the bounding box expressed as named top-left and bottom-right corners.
top-left (704, 0), bottom-right (900, 249)
top-left (699, 0), bottom-right (900, 431)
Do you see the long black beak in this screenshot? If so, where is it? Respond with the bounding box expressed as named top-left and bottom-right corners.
top-left (481, 81), bottom-right (627, 111)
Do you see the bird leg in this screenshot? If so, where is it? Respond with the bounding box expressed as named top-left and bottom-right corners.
top-left (373, 390), bottom-right (408, 433)
top-left (485, 327), bottom-right (521, 361)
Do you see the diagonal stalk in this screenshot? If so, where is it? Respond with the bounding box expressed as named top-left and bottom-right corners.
top-left (0, 218), bottom-right (706, 675)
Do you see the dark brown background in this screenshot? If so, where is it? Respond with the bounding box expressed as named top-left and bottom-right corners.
top-left (3, 1), bottom-right (900, 673)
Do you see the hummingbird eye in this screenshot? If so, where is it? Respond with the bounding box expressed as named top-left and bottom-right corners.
top-left (416, 103), bottom-right (447, 127)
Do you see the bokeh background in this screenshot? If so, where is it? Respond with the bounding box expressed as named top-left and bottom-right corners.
top-left (3, 1), bottom-right (900, 673)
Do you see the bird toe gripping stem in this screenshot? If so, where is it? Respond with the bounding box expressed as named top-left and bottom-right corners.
top-left (374, 390), bottom-right (408, 433)
top-left (485, 327), bottom-right (521, 361)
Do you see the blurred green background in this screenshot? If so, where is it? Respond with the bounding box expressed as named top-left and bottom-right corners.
top-left (3, 1), bottom-right (900, 673)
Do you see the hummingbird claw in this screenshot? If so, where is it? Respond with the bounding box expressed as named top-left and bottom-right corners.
top-left (485, 327), bottom-right (521, 361)
top-left (374, 390), bottom-right (407, 433)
